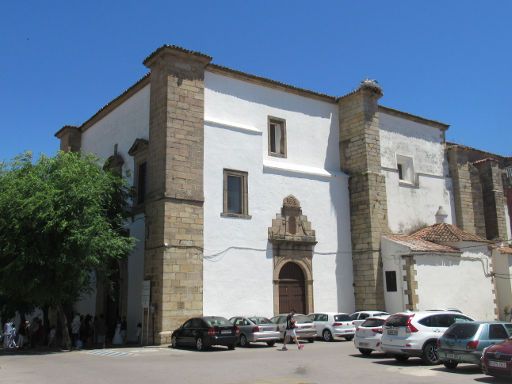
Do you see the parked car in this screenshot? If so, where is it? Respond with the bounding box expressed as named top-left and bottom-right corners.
top-left (171, 316), bottom-right (239, 351)
top-left (438, 321), bottom-right (512, 369)
top-left (481, 338), bottom-right (512, 378)
top-left (308, 312), bottom-right (356, 341)
top-left (353, 315), bottom-right (390, 355)
top-left (350, 311), bottom-right (389, 327)
top-left (381, 311), bottom-right (473, 364)
top-left (229, 316), bottom-right (280, 347)
top-left (270, 314), bottom-right (317, 342)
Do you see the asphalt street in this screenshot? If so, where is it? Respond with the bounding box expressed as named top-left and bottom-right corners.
top-left (0, 340), bottom-right (506, 384)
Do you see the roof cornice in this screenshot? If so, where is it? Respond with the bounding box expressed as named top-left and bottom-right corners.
top-left (379, 105), bottom-right (449, 131)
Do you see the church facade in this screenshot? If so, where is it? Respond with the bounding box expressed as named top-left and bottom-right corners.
top-left (56, 45), bottom-right (511, 344)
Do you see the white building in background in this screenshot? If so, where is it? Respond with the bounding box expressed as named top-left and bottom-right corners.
top-left (56, 45), bottom-right (510, 344)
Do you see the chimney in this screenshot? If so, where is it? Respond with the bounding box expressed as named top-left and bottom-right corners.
top-left (435, 206), bottom-right (448, 224)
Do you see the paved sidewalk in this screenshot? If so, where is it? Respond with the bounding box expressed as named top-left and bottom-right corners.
top-left (0, 340), bottom-right (494, 384)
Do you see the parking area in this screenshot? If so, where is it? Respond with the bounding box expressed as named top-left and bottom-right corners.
top-left (0, 340), bottom-right (503, 384)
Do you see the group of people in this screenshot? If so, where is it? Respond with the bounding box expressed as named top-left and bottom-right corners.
top-left (2, 313), bottom-right (133, 350)
top-left (2, 317), bottom-right (46, 350)
top-left (70, 313), bottom-right (127, 349)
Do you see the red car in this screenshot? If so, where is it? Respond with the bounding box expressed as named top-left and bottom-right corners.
top-left (481, 338), bottom-right (512, 378)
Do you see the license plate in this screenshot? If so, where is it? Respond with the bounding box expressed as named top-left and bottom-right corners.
top-left (489, 360), bottom-right (507, 368)
top-left (221, 330), bottom-right (231, 335)
top-left (446, 354), bottom-right (455, 359)
top-left (387, 329), bottom-right (398, 335)
top-left (359, 342), bottom-right (369, 347)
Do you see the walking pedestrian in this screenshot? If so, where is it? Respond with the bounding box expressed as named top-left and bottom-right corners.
top-left (280, 310), bottom-right (303, 351)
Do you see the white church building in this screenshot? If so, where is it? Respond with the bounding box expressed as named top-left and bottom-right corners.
top-left (56, 45), bottom-right (510, 343)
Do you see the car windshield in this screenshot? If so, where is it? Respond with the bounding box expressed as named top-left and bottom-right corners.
top-left (334, 314), bottom-right (351, 321)
top-left (504, 323), bottom-right (512, 337)
top-left (361, 318), bottom-right (385, 327)
top-left (204, 317), bottom-right (231, 327)
top-left (385, 314), bottom-right (409, 327)
top-left (444, 323), bottom-right (480, 339)
top-left (249, 317), bottom-right (272, 324)
top-left (294, 315), bottom-right (312, 323)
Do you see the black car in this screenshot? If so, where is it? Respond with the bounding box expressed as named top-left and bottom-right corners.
top-left (171, 316), bottom-right (239, 351)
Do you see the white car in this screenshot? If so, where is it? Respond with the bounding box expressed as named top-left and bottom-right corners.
top-left (353, 315), bottom-right (389, 355)
top-left (308, 312), bottom-right (356, 341)
top-left (350, 310), bottom-right (389, 327)
top-left (380, 311), bottom-right (473, 364)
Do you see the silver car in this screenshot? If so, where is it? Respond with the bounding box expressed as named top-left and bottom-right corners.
top-left (270, 314), bottom-right (317, 343)
top-left (229, 316), bottom-right (281, 347)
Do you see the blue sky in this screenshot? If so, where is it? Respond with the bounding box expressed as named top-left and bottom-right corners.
top-left (1, 0), bottom-right (510, 161)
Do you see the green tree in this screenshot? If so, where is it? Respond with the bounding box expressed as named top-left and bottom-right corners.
top-left (0, 151), bottom-right (134, 347)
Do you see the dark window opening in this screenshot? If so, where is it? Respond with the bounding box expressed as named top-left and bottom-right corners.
top-left (397, 164), bottom-right (404, 180)
top-left (385, 271), bottom-right (397, 292)
top-left (137, 162), bottom-right (147, 204)
top-left (227, 175), bottom-right (242, 214)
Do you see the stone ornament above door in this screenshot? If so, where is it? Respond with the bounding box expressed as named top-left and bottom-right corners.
top-left (268, 195), bottom-right (316, 244)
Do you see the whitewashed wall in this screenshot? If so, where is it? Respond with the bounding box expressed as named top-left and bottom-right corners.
top-left (126, 215), bottom-right (145, 341)
top-left (77, 84), bottom-right (150, 334)
top-left (415, 243), bottom-right (495, 320)
top-left (381, 238), bottom-right (408, 314)
top-left (492, 250), bottom-right (512, 320)
top-left (81, 84), bottom-right (150, 186)
top-left (203, 71), bottom-right (353, 318)
top-left (379, 112), bottom-right (454, 233)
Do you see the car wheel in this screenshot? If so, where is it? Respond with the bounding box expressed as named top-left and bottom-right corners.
top-left (171, 335), bottom-right (178, 349)
top-left (359, 348), bottom-right (372, 356)
top-left (195, 337), bottom-right (204, 351)
top-left (394, 354), bottom-right (409, 362)
top-left (266, 341), bottom-right (276, 347)
top-left (228, 344), bottom-right (235, 350)
top-left (443, 360), bottom-right (458, 370)
top-left (239, 334), bottom-right (249, 347)
top-left (322, 330), bottom-right (333, 342)
top-left (422, 341), bottom-right (440, 365)
top-left (344, 336), bottom-right (354, 341)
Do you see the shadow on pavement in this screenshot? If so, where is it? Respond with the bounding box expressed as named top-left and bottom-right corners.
top-left (474, 377), bottom-right (509, 383)
top-left (349, 353), bottom-right (392, 359)
top-left (0, 343), bottom-right (153, 356)
top-left (168, 345), bottom-right (237, 353)
top-left (431, 365), bottom-right (483, 375)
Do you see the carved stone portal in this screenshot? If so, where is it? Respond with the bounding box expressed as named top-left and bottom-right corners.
top-left (269, 195), bottom-right (316, 314)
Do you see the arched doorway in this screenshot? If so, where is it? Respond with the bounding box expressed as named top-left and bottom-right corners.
top-left (279, 262), bottom-right (306, 314)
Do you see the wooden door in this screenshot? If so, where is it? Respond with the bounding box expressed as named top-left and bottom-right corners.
top-left (278, 263), bottom-right (306, 314)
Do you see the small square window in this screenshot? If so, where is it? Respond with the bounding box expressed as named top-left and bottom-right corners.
top-left (223, 169), bottom-right (250, 218)
top-left (396, 154), bottom-right (415, 184)
top-left (268, 117), bottom-right (286, 157)
top-left (385, 271), bottom-right (397, 292)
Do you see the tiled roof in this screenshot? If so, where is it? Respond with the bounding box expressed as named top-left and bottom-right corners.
top-left (411, 223), bottom-right (488, 243)
top-left (384, 234), bottom-right (460, 253)
top-left (495, 246), bottom-right (512, 255)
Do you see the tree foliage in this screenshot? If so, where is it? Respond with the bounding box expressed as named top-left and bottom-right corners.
top-left (0, 151), bottom-right (134, 318)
